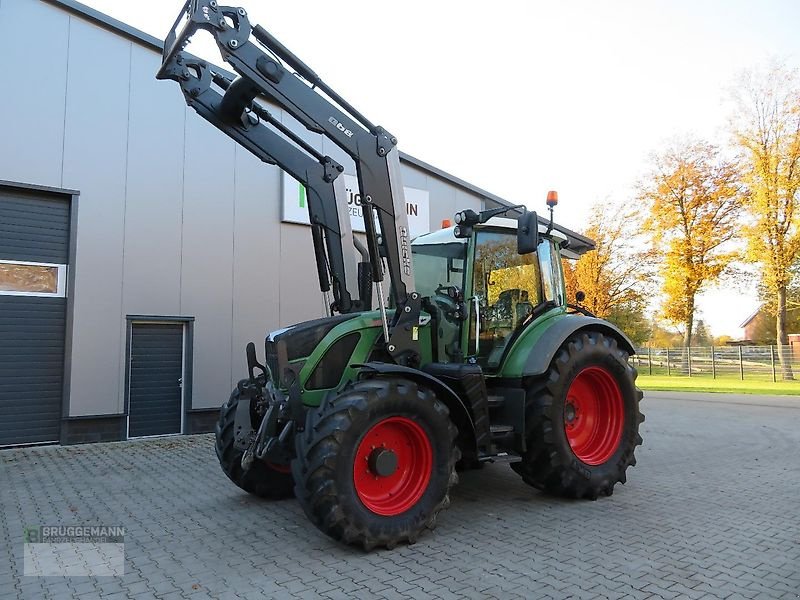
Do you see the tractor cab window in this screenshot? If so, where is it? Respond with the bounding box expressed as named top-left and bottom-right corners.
top-left (471, 231), bottom-right (552, 369)
top-left (538, 240), bottom-right (559, 304)
top-left (410, 229), bottom-right (467, 298)
top-left (411, 229), bottom-right (468, 363)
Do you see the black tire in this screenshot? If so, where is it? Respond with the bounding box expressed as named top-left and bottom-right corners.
top-left (214, 384), bottom-right (294, 500)
top-left (293, 377), bottom-right (459, 550)
top-left (511, 331), bottom-right (644, 499)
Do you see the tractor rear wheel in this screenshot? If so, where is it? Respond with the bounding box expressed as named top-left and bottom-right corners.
top-left (214, 384), bottom-right (294, 500)
top-left (293, 377), bottom-right (459, 550)
top-left (512, 331), bottom-right (644, 499)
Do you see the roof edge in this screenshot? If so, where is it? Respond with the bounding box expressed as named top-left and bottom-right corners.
top-left (739, 306), bottom-right (763, 328)
top-left (43, 0), bottom-right (164, 52)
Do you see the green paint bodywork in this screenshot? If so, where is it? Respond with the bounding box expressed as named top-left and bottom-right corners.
top-left (292, 310), bottom-right (433, 407)
top-left (491, 305), bottom-right (565, 378)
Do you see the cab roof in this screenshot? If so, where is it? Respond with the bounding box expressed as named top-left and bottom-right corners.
top-left (412, 217), bottom-right (595, 260)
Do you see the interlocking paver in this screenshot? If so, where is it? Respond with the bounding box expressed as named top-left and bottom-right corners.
top-left (1, 395), bottom-right (799, 599)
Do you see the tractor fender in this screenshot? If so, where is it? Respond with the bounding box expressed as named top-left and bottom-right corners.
top-left (504, 315), bottom-right (637, 378)
top-left (355, 362), bottom-right (478, 457)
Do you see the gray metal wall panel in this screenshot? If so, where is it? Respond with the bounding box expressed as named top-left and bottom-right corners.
top-left (180, 115), bottom-right (236, 409)
top-left (278, 224), bottom-right (328, 327)
top-left (455, 189), bottom-right (483, 213)
top-left (121, 47), bottom-right (184, 317)
top-left (61, 19), bottom-right (131, 416)
top-left (0, 0), bottom-right (69, 187)
top-left (230, 149), bottom-right (282, 380)
top-left (424, 176), bottom-right (458, 231)
top-left (0, 296), bottom-right (65, 445)
top-left (398, 164), bottom-right (428, 190)
top-left (0, 188), bottom-right (70, 263)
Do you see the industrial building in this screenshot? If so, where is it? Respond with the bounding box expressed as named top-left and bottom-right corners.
top-left (0, 0), bottom-right (520, 445)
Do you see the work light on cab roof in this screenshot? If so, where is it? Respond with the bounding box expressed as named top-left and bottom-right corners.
top-left (546, 190), bottom-right (559, 233)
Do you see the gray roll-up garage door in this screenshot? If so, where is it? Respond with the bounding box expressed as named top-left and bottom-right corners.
top-left (128, 323), bottom-right (184, 438)
top-left (0, 187), bottom-right (70, 446)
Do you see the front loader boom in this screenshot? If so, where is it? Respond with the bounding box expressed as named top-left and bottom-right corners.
top-left (157, 46), bottom-right (359, 315)
top-left (157, 0), bottom-right (422, 365)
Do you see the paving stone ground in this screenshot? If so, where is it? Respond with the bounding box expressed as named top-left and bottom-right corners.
top-left (1, 392), bottom-right (799, 599)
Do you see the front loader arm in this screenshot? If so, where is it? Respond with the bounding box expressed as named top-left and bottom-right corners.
top-left (158, 52), bottom-right (359, 314)
top-left (157, 0), bottom-right (422, 365)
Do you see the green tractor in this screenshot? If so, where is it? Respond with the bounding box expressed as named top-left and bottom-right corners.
top-left (158, 1), bottom-right (643, 550)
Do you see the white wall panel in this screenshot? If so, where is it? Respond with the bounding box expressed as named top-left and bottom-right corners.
top-left (0, 0), bottom-right (69, 187)
top-left (424, 176), bottom-right (458, 231)
top-left (61, 19), bottom-right (131, 416)
top-left (230, 148), bottom-right (282, 383)
top-left (455, 189), bottom-right (483, 213)
top-left (278, 223), bottom-right (328, 326)
top-left (399, 164), bottom-right (428, 190)
top-left (180, 114), bottom-right (236, 409)
top-left (121, 47), bottom-right (185, 318)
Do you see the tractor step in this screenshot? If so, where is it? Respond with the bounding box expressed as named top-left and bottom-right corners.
top-left (479, 451), bottom-right (522, 464)
top-left (487, 395), bottom-right (505, 409)
top-left (489, 424), bottom-right (514, 437)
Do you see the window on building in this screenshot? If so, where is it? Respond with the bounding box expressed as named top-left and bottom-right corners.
top-left (0, 261), bottom-right (66, 297)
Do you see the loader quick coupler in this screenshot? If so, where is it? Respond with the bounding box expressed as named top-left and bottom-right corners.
top-left (235, 378), bottom-right (297, 471)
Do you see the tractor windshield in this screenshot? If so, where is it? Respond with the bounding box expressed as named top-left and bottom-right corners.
top-left (472, 230), bottom-right (561, 368)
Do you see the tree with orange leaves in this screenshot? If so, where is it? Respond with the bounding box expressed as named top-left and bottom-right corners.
top-left (562, 201), bottom-right (651, 344)
top-left (729, 63), bottom-right (800, 379)
top-left (640, 139), bottom-right (742, 348)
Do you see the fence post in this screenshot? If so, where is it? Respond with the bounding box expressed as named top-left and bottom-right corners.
top-left (667, 348), bottom-right (671, 376)
top-left (739, 346), bottom-right (744, 380)
top-left (688, 347), bottom-right (692, 377)
top-left (771, 345), bottom-right (777, 383)
top-left (711, 345), bottom-right (716, 379)
top-left (648, 347), bottom-right (652, 375)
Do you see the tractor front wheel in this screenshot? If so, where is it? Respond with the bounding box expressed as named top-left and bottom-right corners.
top-left (214, 384), bottom-right (294, 500)
top-left (293, 377), bottom-right (459, 550)
top-left (512, 331), bottom-right (644, 499)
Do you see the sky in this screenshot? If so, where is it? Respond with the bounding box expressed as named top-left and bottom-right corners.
top-left (80, 0), bottom-right (800, 338)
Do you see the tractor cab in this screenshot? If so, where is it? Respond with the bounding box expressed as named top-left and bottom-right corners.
top-left (411, 215), bottom-right (572, 372)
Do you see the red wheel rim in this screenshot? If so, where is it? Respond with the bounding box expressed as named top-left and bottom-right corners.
top-left (564, 367), bottom-right (624, 465)
top-left (265, 461), bottom-right (291, 474)
top-left (353, 416), bottom-right (433, 516)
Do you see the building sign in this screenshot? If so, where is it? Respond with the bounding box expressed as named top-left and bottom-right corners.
top-left (281, 173), bottom-right (430, 238)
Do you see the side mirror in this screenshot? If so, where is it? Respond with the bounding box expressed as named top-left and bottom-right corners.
top-left (517, 210), bottom-right (539, 254)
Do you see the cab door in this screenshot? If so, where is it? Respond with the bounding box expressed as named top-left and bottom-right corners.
top-left (465, 231), bottom-right (560, 371)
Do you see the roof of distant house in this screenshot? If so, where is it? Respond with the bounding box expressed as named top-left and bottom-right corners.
top-left (739, 307), bottom-right (762, 329)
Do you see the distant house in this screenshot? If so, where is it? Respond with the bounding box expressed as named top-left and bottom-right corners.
top-left (738, 307), bottom-right (800, 356)
top-left (739, 308), bottom-right (761, 343)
